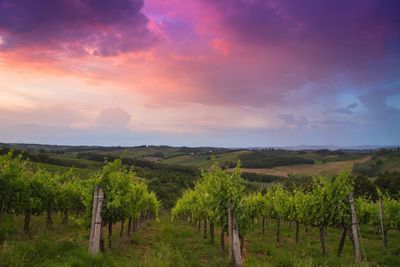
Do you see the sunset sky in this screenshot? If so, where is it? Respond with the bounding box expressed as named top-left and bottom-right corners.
top-left (1, 0), bottom-right (400, 147)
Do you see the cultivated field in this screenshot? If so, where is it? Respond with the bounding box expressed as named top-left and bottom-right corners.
top-left (240, 156), bottom-right (371, 177)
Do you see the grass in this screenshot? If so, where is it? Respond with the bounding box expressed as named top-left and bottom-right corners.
top-left (244, 220), bottom-right (400, 267)
top-left (1, 211), bottom-right (399, 266)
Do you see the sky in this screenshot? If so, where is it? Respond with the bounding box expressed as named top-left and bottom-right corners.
top-left (0, 0), bottom-right (400, 147)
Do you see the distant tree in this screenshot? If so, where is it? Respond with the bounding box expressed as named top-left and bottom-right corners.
top-left (281, 174), bottom-right (313, 192)
top-left (152, 151), bottom-right (165, 158)
top-left (353, 176), bottom-right (377, 200)
top-left (352, 162), bottom-right (380, 177)
top-left (375, 171), bottom-right (400, 198)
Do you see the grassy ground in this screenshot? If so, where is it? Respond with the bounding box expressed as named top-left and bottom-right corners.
top-left (244, 220), bottom-right (400, 267)
top-left (240, 156), bottom-right (370, 177)
top-left (1, 211), bottom-right (399, 266)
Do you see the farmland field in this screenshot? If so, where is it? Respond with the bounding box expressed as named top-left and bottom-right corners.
top-left (240, 156), bottom-right (371, 177)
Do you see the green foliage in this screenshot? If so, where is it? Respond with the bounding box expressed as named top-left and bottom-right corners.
top-left (375, 171), bottom-right (400, 198)
top-left (353, 175), bottom-right (378, 200)
top-left (281, 174), bottom-right (313, 192)
top-left (241, 172), bottom-right (282, 183)
top-left (0, 152), bottom-right (29, 217)
top-left (0, 153), bottom-right (160, 237)
top-left (357, 195), bottom-right (400, 233)
top-left (352, 162), bottom-right (380, 177)
top-left (96, 159), bottom-right (160, 229)
top-left (172, 161), bottom-right (246, 232)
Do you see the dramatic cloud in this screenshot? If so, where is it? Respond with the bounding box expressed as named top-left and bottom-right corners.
top-left (0, 0), bottom-right (399, 146)
top-left (134, 0), bottom-right (400, 110)
top-left (203, 0), bottom-right (400, 47)
top-left (0, 0), bottom-right (156, 56)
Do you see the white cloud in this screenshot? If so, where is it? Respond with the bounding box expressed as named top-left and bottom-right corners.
top-left (95, 107), bottom-right (132, 130)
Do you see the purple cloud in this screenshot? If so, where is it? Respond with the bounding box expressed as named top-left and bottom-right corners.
top-left (203, 0), bottom-right (400, 45)
top-left (330, 102), bottom-right (358, 115)
top-left (202, 0), bottom-right (400, 78)
top-left (0, 0), bottom-right (156, 56)
top-left (181, 0), bottom-right (400, 110)
top-left (279, 114), bottom-right (309, 129)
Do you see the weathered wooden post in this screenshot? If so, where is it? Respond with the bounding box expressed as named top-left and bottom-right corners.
top-left (203, 219), bottom-right (207, 239)
top-left (348, 192), bottom-right (361, 263)
top-left (232, 213), bottom-right (242, 266)
top-left (89, 185), bottom-right (104, 255)
top-left (337, 223), bottom-right (347, 257)
top-left (228, 208), bottom-right (242, 267)
top-left (378, 197), bottom-right (387, 247)
top-left (210, 221), bottom-right (215, 243)
top-left (127, 217), bottom-right (132, 237)
top-left (276, 218), bottom-right (281, 242)
top-left (228, 208), bottom-right (233, 263)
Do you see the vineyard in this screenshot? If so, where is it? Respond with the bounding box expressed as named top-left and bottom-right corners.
top-left (0, 152), bottom-right (160, 255)
top-left (0, 150), bottom-right (400, 266)
top-left (172, 162), bottom-right (400, 266)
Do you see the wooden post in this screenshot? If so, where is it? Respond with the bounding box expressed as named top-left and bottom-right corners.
top-left (23, 209), bottom-right (31, 234)
top-left (120, 219), bottom-right (124, 238)
top-left (108, 218), bottom-right (113, 249)
top-left (262, 217), bottom-right (265, 235)
top-left (197, 219), bottom-right (201, 234)
top-left (348, 226), bottom-right (355, 253)
top-left (62, 209), bottom-right (68, 224)
top-left (319, 226), bottom-right (326, 256)
top-left (337, 224), bottom-right (347, 257)
top-left (228, 208), bottom-right (233, 263)
top-left (210, 222), bottom-right (214, 243)
top-left (46, 208), bottom-right (53, 228)
top-left (378, 198), bottom-right (387, 247)
top-left (89, 186), bottom-right (104, 255)
top-left (220, 228), bottom-right (225, 252)
top-left (127, 217), bottom-right (132, 237)
top-left (203, 219), bottom-right (207, 239)
top-left (100, 222), bottom-right (105, 252)
top-left (232, 212), bottom-right (242, 266)
top-left (348, 193), bottom-right (361, 263)
top-left (276, 218), bottom-right (280, 242)
top-left (0, 197), bottom-right (5, 224)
